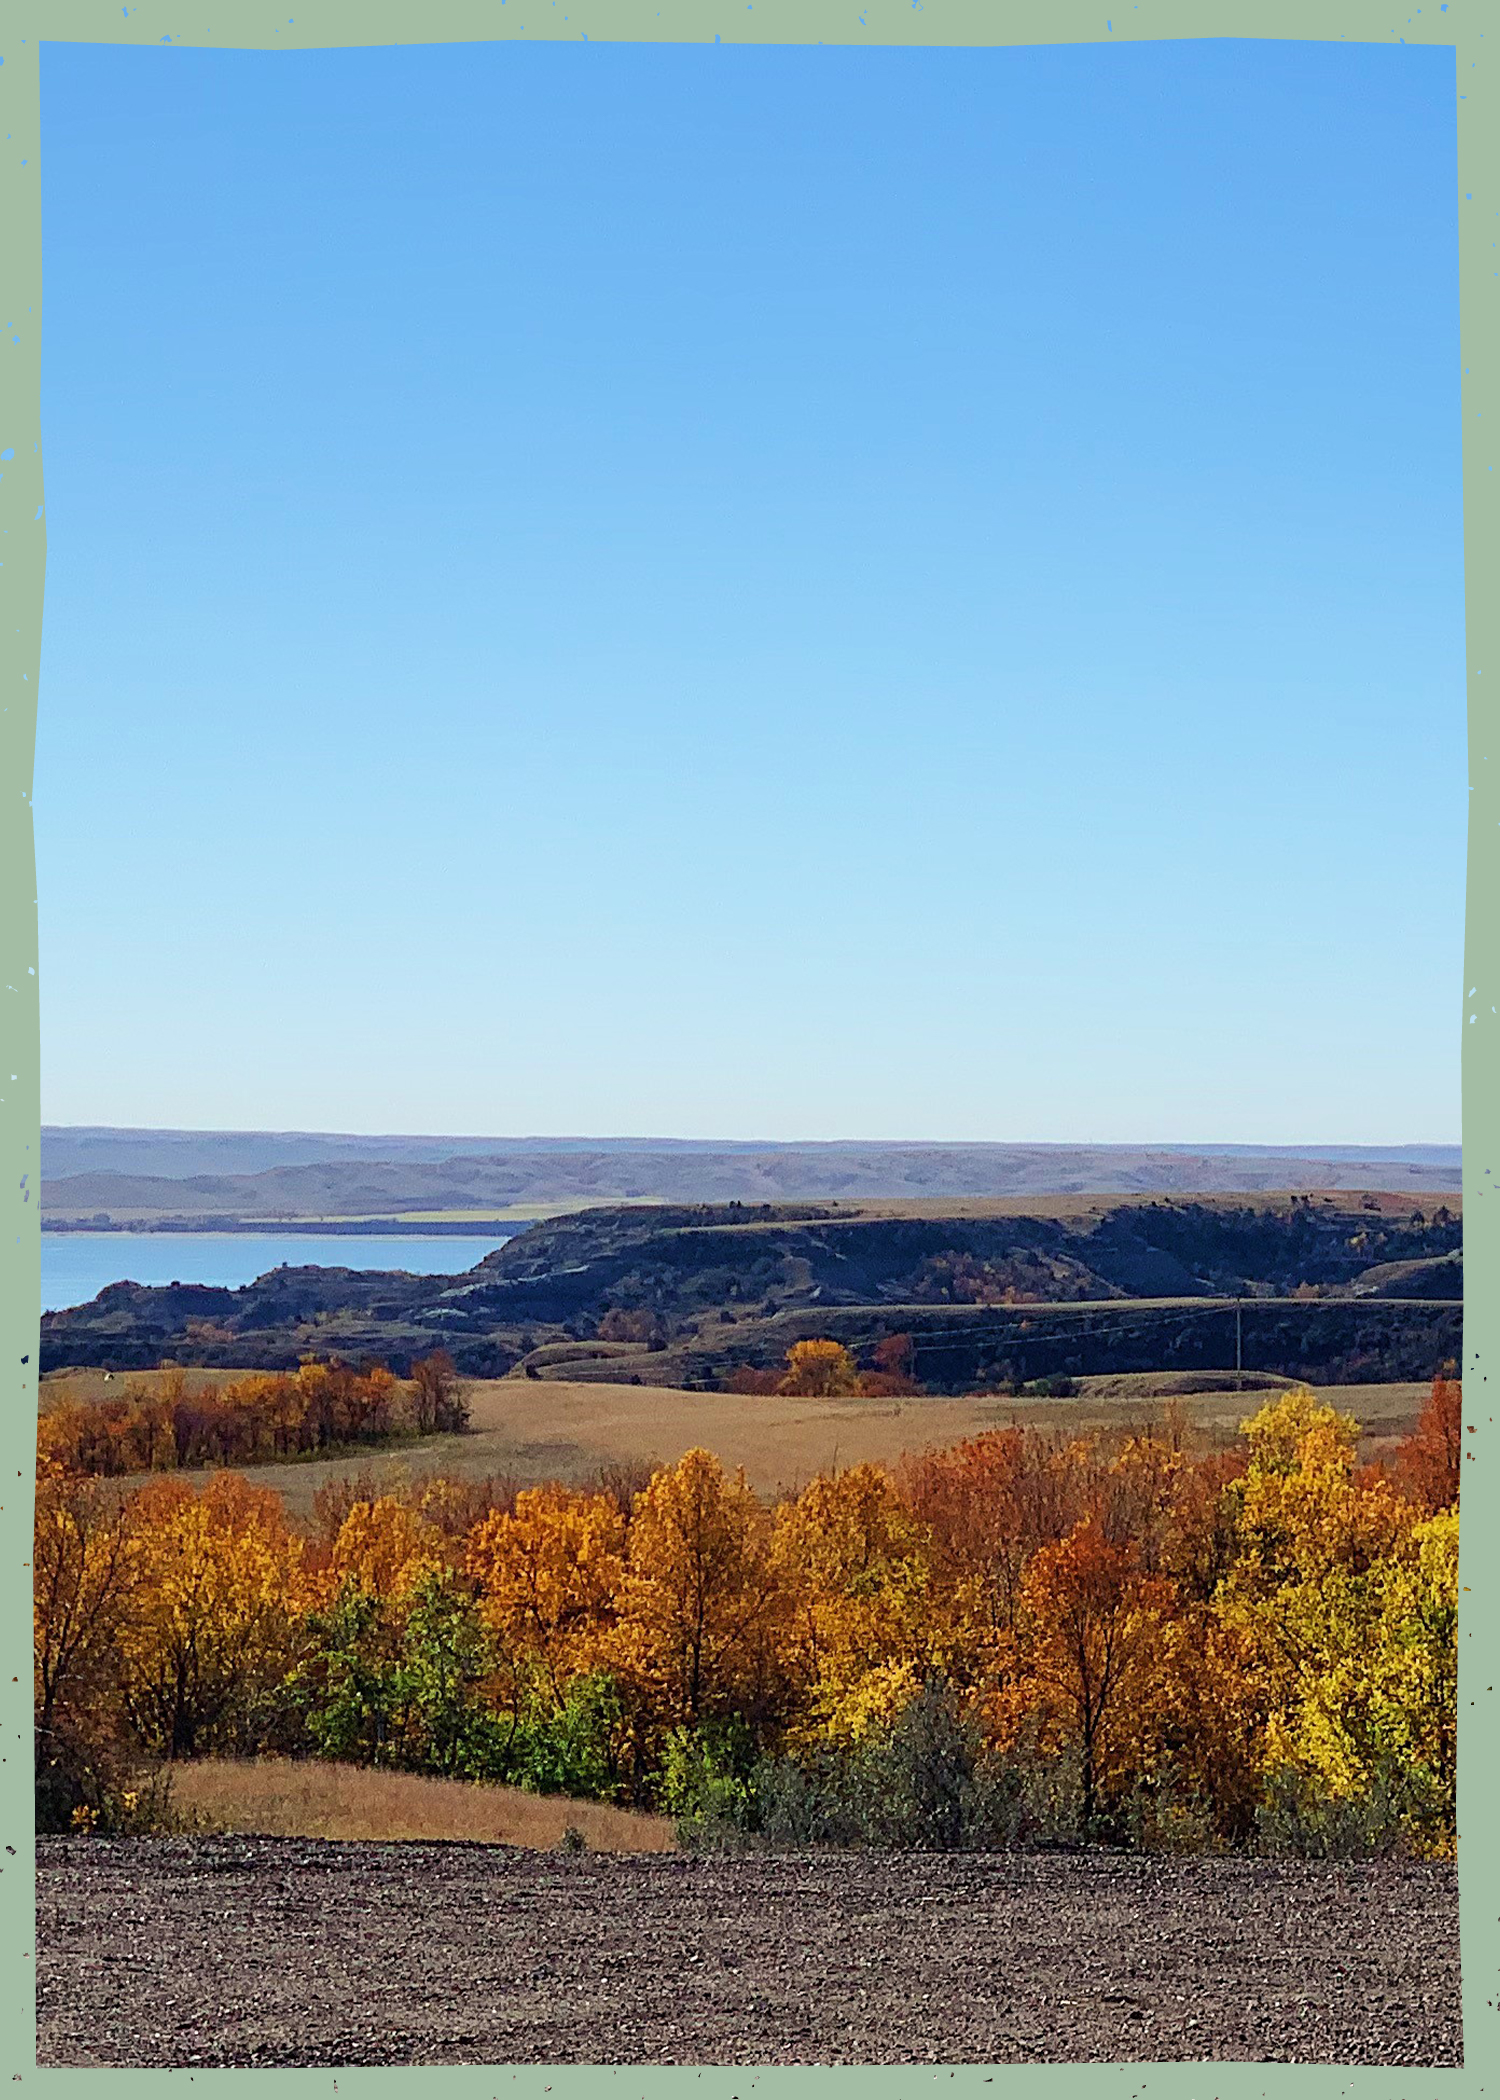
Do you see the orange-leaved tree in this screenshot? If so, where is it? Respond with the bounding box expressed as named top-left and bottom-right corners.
top-left (1387, 1374), bottom-right (1462, 1514)
top-left (465, 1484), bottom-right (627, 1699)
top-left (114, 1471), bottom-right (306, 1759)
top-left (33, 1459), bottom-right (140, 1811)
top-left (898, 1428), bottom-right (1043, 1659)
top-left (616, 1448), bottom-right (785, 1734)
top-left (1008, 1514), bottom-right (1177, 1827)
top-left (325, 1494), bottom-right (451, 1608)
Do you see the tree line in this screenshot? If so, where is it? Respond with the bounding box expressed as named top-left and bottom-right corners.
top-left (35, 1371), bottom-right (1459, 1858)
top-left (37, 1353), bottom-right (468, 1477)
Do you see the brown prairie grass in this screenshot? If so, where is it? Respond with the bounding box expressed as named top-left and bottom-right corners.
top-left (104, 1373), bottom-right (1432, 1522)
top-left (163, 1757), bottom-right (676, 1853)
top-left (37, 1364), bottom-right (249, 1414)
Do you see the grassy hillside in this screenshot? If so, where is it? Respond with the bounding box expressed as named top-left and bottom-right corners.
top-left (164, 1759), bottom-right (674, 1851)
top-left (113, 1369), bottom-right (1431, 1519)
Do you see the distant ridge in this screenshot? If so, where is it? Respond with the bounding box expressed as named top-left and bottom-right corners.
top-left (41, 1127), bottom-right (1461, 1178)
top-left (41, 1128), bottom-right (1461, 1223)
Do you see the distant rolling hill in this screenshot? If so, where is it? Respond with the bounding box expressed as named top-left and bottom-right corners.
top-left (40, 1130), bottom-right (1462, 1225)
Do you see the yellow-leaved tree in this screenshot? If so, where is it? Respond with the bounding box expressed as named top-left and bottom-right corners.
top-left (115, 1472), bottom-right (306, 1759)
top-left (1215, 1386), bottom-right (1450, 1846)
top-left (779, 1340), bottom-right (860, 1398)
top-left (325, 1494), bottom-right (450, 1608)
top-left (771, 1462), bottom-right (938, 1746)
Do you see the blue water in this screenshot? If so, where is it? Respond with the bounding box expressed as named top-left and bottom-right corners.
top-left (41, 1231), bottom-right (513, 1314)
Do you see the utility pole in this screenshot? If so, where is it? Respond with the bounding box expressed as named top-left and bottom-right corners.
top-left (1235, 1299), bottom-right (1243, 1391)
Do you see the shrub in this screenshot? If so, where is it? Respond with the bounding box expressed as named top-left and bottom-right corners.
top-left (753, 1682), bottom-right (1025, 1853)
top-left (752, 1753), bottom-right (865, 1849)
top-left (660, 1720), bottom-right (758, 1851)
top-left (512, 1673), bottom-right (629, 1803)
top-left (36, 1719), bottom-right (181, 1838)
top-left (1255, 1763), bottom-right (1414, 1861)
top-left (852, 1680), bottom-right (1021, 1850)
top-left (1114, 1763), bottom-right (1220, 1855)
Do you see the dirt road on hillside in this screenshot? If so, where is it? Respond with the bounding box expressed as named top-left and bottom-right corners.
top-left (35, 1838), bottom-right (1460, 2068)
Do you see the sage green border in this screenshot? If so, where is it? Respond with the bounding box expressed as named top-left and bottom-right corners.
top-left (2, 4), bottom-right (1486, 2091)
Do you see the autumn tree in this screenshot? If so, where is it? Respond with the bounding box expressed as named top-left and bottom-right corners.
top-left (1215, 1387), bottom-right (1449, 1848)
top-left (726, 1365), bottom-right (782, 1395)
top-left (326, 1494), bottom-right (451, 1606)
top-left (409, 1351), bottom-right (468, 1435)
top-left (465, 1485), bottom-right (627, 1699)
top-left (771, 1463), bottom-right (937, 1745)
top-left (410, 1470), bottom-right (520, 1538)
top-left (857, 1332), bottom-right (924, 1398)
top-left (1388, 1375), bottom-right (1462, 1513)
top-left (115, 1472), bottom-right (306, 1759)
top-left (898, 1426), bottom-right (1130, 1669)
top-left (33, 1461), bottom-right (140, 1824)
top-left (779, 1340), bottom-right (860, 1398)
top-left (1224, 1388), bottom-right (1412, 1600)
top-left (1363, 1508), bottom-right (1459, 1847)
top-left (1008, 1515), bottom-right (1177, 1828)
top-left (617, 1448), bottom-right (785, 1734)
top-left (899, 1429), bottom-right (1030, 1654)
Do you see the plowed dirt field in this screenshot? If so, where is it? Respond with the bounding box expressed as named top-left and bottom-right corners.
top-left (35, 1837), bottom-right (1460, 2068)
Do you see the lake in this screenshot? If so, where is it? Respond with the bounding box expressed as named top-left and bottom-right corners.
top-left (40, 1231), bottom-right (514, 1314)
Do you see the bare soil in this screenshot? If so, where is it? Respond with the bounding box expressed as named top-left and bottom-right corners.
top-left (35, 1837), bottom-right (1460, 2069)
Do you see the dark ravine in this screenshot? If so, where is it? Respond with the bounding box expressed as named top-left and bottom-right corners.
top-left (39, 1193), bottom-right (1462, 1390)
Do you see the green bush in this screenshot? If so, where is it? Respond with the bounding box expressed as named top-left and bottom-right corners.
top-left (512, 1673), bottom-right (629, 1802)
top-left (752, 1753), bottom-right (865, 1848)
top-left (293, 1574), bottom-right (513, 1782)
top-left (1255, 1762), bottom-right (1417, 1861)
top-left (851, 1680), bottom-right (1020, 1850)
top-left (661, 1719), bottom-right (759, 1850)
top-left (754, 1682), bottom-right (1026, 1853)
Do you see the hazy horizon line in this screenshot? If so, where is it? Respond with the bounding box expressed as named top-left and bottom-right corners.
top-left (39, 1124), bottom-right (1462, 1155)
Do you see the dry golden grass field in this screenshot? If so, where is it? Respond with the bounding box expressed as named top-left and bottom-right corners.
top-left (38, 1364), bottom-right (249, 1412)
top-left (162, 1759), bottom-right (674, 1852)
top-left (63, 1369), bottom-right (1431, 1520)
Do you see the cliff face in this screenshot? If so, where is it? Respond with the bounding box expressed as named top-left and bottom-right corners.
top-left (38, 1194), bottom-right (1463, 1387)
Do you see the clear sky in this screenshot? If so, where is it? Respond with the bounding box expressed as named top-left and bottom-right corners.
top-left (35, 35), bottom-right (1464, 1144)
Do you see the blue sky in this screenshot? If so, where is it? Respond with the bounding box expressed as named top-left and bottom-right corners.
top-left (35, 35), bottom-right (1463, 1144)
